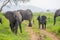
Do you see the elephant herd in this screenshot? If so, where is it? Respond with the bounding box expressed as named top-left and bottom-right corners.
top-left (0, 9), bottom-right (60, 34)
top-left (5, 9), bottom-right (33, 34)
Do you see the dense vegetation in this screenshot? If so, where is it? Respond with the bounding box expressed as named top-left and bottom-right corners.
top-left (0, 12), bottom-right (60, 40)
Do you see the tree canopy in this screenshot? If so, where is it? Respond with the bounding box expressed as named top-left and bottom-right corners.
top-left (0, 0), bottom-right (30, 12)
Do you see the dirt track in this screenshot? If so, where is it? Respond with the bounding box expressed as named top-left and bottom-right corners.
top-left (26, 27), bottom-right (59, 40)
top-left (26, 27), bottom-right (39, 40)
top-left (40, 29), bottom-right (59, 40)
top-left (24, 21), bottom-right (59, 40)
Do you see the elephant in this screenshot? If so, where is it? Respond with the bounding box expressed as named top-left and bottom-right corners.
top-left (54, 9), bottom-right (60, 25)
top-left (17, 9), bottom-right (33, 27)
top-left (0, 17), bottom-right (2, 24)
top-left (5, 11), bottom-right (22, 34)
top-left (37, 15), bottom-right (47, 29)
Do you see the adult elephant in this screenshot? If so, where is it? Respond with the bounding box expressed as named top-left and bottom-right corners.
top-left (5, 11), bottom-right (22, 34)
top-left (54, 9), bottom-right (60, 25)
top-left (17, 9), bottom-right (33, 27)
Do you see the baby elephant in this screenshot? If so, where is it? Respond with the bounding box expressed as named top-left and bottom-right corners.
top-left (37, 15), bottom-right (47, 29)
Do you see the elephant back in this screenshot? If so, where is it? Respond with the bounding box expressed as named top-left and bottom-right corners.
top-left (17, 9), bottom-right (33, 20)
top-left (55, 9), bottom-right (60, 16)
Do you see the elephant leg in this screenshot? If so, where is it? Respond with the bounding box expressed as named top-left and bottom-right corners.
top-left (42, 24), bottom-right (44, 29)
top-left (39, 22), bottom-right (40, 29)
top-left (0, 19), bottom-right (2, 24)
top-left (0, 21), bottom-right (2, 24)
top-left (19, 22), bottom-right (22, 33)
top-left (28, 20), bottom-right (32, 27)
top-left (10, 23), bottom-right (14, 33)
top-left (45, 23), bottom-right (46, 29)
top-left (14, 22), bottom-right (18, 34)
top-left (54, 16), bottom-right (56, 25)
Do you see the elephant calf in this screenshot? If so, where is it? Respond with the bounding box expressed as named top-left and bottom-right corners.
top-left (37, 15), bottom-right (47, 29)
top-left (5, 11), bottom-right (22, 34)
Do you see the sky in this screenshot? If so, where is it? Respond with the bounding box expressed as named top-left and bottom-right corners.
top-left (23, 0), bottom-right (60, 9)
top-left (0, 0), bottom-right (60, 12)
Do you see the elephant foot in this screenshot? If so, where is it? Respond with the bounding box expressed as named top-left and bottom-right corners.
top-left (20, 30), bottom-right (22, 33)
top-left (53, 24), bottom-right (55, 25)
top-left (14, 30), bottom-right (17, 35)
top-left (39, 28), bottom-right (40, 29)
top-left (39, 26), bottom-right (40, 29)
top-left (11, 30), bottom-right (17, 35)
top-left (42, 27), bottom-right (44, 29)
top-left (43, 28), bottom-right (46, 30)
top-left (14, 32), bottom-right (17, 35)
top-left (28, 24), bottom-right (32, 27)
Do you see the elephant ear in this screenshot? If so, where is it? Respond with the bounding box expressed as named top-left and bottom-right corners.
top-left (17, 11), bottom-right (22, 22)
top-left (14, 11), bottom-right (22, 22)
top-left (5, 11), bottom-right (14, 19)
top-left (37, 16), bottom-right (40, 20)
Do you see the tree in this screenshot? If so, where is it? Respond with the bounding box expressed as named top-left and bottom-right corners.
top-left (0, 0), bottom-right (30, 12)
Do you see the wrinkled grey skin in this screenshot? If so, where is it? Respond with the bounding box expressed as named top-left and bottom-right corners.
top-left (37, 15), bottom-right (47, 29)
top-left (5, 11), bottom-right (22, 34)
top-left (17, 9), bottom-right (33, 27)
top-left (0, 18), bottom-right (2, 24)
top-left (54, 9), bottom-right (60, 25)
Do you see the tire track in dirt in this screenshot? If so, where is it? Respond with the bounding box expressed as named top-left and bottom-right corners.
top-left (40, 29), bottom-right (59, 40)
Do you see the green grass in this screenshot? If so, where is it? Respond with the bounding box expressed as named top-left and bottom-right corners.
top-left (0, 12), bottom-right (60, 40)
top-left (44, 35), bottom-right (52, 40)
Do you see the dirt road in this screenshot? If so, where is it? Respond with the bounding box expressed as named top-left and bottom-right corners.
top-left (26, 27), bottom-right (39, 40)
top-left (40, 29), bottom-right (59, 40)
